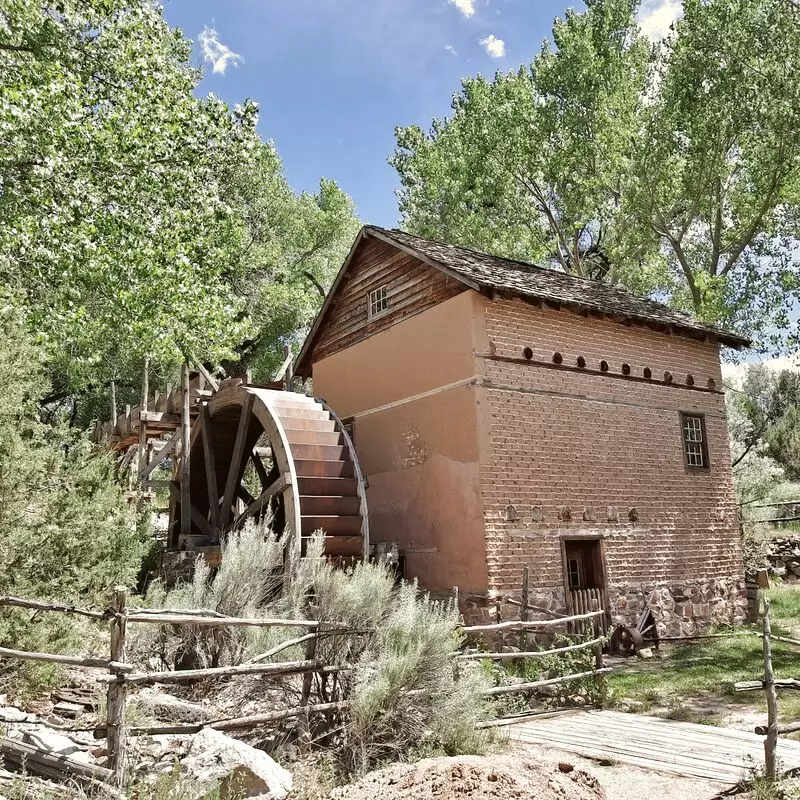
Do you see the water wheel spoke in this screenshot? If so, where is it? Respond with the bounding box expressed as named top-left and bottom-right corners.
top-left (234, 473), bottom-right (291, 530)
top-left (200, 402), bottom-right (219, 530)
top-left (220, 395), bottom-right (254, 529)
top-left (237, 484), bottom-right (255, 506)
top-left (250, 451), bottom-right (270, 488)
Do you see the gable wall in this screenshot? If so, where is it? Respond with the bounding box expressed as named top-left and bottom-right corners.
top-left (474, 298), bottom-right (746, 633)
top-left (311, 290), bottom-right (489, 593)
top-left (307, 235), bottom-right (466, 367)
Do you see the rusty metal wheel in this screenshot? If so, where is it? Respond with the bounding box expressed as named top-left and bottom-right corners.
top-left (609, 624), bottom-right (644, 656)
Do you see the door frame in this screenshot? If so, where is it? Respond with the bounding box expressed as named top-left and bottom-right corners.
top-left (559, 533), bottom-right (609, 616)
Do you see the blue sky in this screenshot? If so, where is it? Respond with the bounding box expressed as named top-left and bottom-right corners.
top-left (161, 0), bottom-right (679, 228)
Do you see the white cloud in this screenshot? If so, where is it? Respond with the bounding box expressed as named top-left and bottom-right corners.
top-left (479, 34), bottom-right (505, 58)
top-left (448, 0), bottom-right (475, 19)
top-left (444, 44), bottom-right (458, 55)
top-left (637, 0), bottom-right (683, 41)
top-left (198, 25), bottom-right (243, 75)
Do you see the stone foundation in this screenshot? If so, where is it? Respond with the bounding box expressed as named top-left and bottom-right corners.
top-left (159, 550), bottom-right (199, 589)
top-left (448, 579), bottom-right (747, 637)
top-left (608, 578), bottom-right (749, 637)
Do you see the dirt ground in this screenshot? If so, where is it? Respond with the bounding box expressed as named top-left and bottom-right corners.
top-left (511, 741), bottom-right (723, 800)
top-left (327, 754), bottom-right (606, 800)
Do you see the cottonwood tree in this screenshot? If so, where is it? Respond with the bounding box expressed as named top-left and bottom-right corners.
top-left (218, 141), bottom-right (360, 380)
top-left (392, 0), bottom-right (800, 345)
top-left (0, 1), bottom-right (360, 410)
top-left (1, 1), bottom-right (257, 390)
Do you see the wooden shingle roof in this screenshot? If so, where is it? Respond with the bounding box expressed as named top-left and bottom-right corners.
top-left (296, 225), bottom-right (750, 375)
top-left (367, 226), bottom-right (750, 349)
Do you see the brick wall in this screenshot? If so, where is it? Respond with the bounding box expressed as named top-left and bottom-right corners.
top-left (476, 297), bottom-right (745, 628)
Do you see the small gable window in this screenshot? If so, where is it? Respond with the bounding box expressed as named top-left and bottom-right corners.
top-left (681, 413), bottom-right (709, 469)
top-left (368, 286), bottom-right (388, 318)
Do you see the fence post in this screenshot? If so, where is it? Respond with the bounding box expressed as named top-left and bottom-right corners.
top-left (107, 586), bottom-right (129, 787)
top-left (590, 598), bottom-right (605, 706)
top-left (762, 597), bottom-right (778, 782)
top-left (519, 568), bottom-right (530, 652)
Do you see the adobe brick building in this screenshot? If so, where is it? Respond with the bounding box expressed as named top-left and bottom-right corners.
top-left (295, 226), bottom-right (750, 635)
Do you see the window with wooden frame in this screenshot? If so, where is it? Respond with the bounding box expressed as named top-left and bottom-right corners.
top-left (567, 557), bottom-right (581, 589)
top-left (681, 413), bottom-right (709, 469)
top-left (368, 285), bottom-right (388, 318)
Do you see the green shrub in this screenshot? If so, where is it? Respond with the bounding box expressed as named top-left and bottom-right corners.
top-left (132, 522), bottom-right (285, 669)
top-left (0, 295), bottom-right (147, 691)
top-left (135, 529), bottom-right (491, 776)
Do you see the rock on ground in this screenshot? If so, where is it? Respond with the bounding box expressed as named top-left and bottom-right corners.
top-left (181, 728), bottom-right (292, 799)
top-left (327, 755), bottom-right (605, 800)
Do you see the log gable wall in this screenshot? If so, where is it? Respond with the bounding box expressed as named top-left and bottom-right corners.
top-left (308, 236), bottom-right (467, 366)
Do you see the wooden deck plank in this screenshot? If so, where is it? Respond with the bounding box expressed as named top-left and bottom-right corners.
top-left (508, 710), bottom-right (800, 784)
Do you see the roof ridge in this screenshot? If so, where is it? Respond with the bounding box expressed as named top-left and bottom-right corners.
top-left (364, 224), bottom-right (746, 346)
top-left (371, 225), bottom-right (680, 307)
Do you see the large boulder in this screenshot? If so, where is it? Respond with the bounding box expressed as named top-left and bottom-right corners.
top-left (180, 728), bottom-right (292, 799)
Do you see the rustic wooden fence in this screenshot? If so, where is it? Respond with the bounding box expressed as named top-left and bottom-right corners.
top-left (0, 584), bottom-right (607, 789)
top-left (732, 597), bottom-right (800, 783)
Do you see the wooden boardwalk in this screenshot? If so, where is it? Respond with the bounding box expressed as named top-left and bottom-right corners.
top-left (508, 709), bottom-right (800, 784)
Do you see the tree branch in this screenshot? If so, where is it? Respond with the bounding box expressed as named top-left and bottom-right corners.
top-left (0, 42), bottom-right (36, 54)
top-left (652, 212), bottom-right (702, 310)
top-left (302, 271), bottom-right (326, 299)
top-left (721, 144), bottom-right (786, 276)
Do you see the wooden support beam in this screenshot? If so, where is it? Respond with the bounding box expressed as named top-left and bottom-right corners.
top-left (138, 429), bottom-right (180, 481)
top-left (237, 484), bottom-right (256, 507)
top-left (190, 355), bottom-right (220, 392)
top-left (106, 587), bottom-right (128, 787)
top-left (220, 395), bottom-right (254, 529)
top-left (137, 358), bottom-right (149, 483)
top-left (763, 598), bottom-right (778, 781)
top-left (110, 381), bottom-right (117, 430)
top-left (200, 402), bottom-right (219, 531)
top-left (180, 362), bottom-right (191, 541)
top-left (189, 503), bottom-right (214, 539)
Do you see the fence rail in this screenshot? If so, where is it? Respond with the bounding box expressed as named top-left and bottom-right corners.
top-left (0, 575), bottom-right (606, 789)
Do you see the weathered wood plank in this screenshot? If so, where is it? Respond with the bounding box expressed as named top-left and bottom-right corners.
top-left (508, 709), bottom-right (800, 784)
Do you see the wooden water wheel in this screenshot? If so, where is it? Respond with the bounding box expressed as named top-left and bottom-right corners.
top-left (168, 383), bottom-right (369, 563)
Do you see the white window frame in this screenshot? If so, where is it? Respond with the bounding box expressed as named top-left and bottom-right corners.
top-left (368, 285), bottom-right (389, 319)
top-left (681, 413), bottom-right (709, 469)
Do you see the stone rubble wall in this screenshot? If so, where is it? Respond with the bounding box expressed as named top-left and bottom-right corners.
top-left (766, 537), bottom-right (800, 581)
top-left (449, 579), bottom-right (748, 637)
